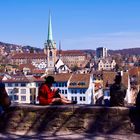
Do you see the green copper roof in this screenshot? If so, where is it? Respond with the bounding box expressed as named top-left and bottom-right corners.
top-left (47, 12), bottom-right (53, 41)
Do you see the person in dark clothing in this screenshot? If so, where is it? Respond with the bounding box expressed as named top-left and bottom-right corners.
top-left (136, 90), bottom-right (140, 108)
top-left (0, 78), bottom-right (11, 113)
top-left (110, 74), bottom-right (126, 106)
top-left (133, 90), bottom-right (140, 134)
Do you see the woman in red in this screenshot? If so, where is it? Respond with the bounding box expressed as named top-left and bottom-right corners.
top-left (38, 76), bottom-right (76, 105)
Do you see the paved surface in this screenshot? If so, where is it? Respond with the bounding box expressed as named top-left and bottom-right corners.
top-left (0, 132), bottom-right (140, 140)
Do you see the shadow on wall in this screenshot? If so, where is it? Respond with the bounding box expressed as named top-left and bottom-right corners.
top-left (0, 105), bottom-right (140, 135)
top-left (85, 106), bottom-right (134, 134)
top-left (0, 105), bottom-right (80, 135)
top-left (129, 107), bottom-right (140, 134)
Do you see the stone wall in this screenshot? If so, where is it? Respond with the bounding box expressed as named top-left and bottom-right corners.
top-left (0, 105), bottom-right (139, 134)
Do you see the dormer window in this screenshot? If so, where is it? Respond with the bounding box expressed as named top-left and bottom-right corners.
top-left (70, 82), bottom-right (77, 86)
top-left (78, 81), bottom-right (86, 86)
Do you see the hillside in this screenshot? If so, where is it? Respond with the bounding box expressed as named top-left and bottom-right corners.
top-left (0, 42), bottom-right (43, 54)
top-left (0, 41), bottom-right (140, 56)
top-left (108, 48), bottom-right (140, 55)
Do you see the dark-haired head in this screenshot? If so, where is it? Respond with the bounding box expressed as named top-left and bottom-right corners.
top-left (44, 76), bottom-right (56, 84)
top-left (114, 74), bottom-right (122, 84)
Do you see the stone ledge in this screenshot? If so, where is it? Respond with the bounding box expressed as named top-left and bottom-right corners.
top-left (0, 105), bottom-right (139, 134)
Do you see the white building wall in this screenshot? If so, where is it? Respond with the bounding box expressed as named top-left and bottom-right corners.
top-left (4, 74), bottom-right (94, 105)
top-left (5, 82), bottom-right (37, 104)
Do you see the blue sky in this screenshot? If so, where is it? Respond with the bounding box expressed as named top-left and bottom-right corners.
top-left (0, 0), bottom-right (140, 50)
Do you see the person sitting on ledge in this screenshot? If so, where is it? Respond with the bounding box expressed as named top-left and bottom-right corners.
top-left (136, 90), bottom-right (140, 108)
top-left (38, 76), bottom-right (77, 105)
top-left (0, 78), bottom-right (11, 113)
top-left (110, 74), bottom-right (126, 107)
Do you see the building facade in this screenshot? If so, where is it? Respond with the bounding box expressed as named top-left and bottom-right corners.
top-left (97, 59), bottom-right (116, 71)
top-left (96, 47), bottom-right (108, 59)
top-left (11, 53), bottom-right (47, 66)
top-left (60, 50), bottom-right (89, 68)
top-left (3, 73), bottom-right (94, 105)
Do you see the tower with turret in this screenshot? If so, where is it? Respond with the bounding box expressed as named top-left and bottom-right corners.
top-left (44, 12), bottom-right (57, 70)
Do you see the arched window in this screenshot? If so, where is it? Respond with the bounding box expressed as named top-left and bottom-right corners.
top-left (49, 51), bottom-right (52, 57)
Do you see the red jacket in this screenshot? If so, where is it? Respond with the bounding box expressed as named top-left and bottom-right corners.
top-left (38, 83), bottom-right (56, 105)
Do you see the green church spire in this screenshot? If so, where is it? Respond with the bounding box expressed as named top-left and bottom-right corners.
top-left (47, 12), bottom-right (53, 41)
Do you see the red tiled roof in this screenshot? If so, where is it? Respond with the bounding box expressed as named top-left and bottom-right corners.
top-left (35, 73), bottom-right (72, 83)
top-left (103, 71), bottom-right (128, 89)
top-left (68, 73), bottom-right (91, 88)
top-left (18, 63), bottom-right (35, 71)
top-left (3, 75), bottom-right (37, 83)
top-left (11, 53), bottom-right (46, 59)
top-left (129, 67), bottom-right (140, 76)
top-left (32, 69), bottom-right (45, 74)
top-left (57, 50), bottom-right (86, 56)
top-left (48, 73), bottom-right (72, 82)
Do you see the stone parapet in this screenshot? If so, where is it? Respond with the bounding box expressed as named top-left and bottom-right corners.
top-left (0, 104), bottom-right (139, 134)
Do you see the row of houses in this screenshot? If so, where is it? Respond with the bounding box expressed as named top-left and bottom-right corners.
top-left (1, 73), bottom-right (94, 105)
top-left (2, 69), bottom-right (137, 105)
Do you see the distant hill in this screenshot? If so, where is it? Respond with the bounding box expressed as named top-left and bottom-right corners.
top-left (0, 42), bottom-right (43, 54)
top-left (0, 41), bottom-right (140, 56)
top-left (108, 48), bottom-right (140, 56)
top-left (82, 48), bottom-right (140, 56)
top-left (0, 41), bottom-right (22, 53)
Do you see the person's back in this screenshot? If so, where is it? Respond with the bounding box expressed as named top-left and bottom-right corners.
top-left (110, 74), bottom-right (126, 106)
top-left (136, 90), bottom-right (140, 108)
top-left (0, 81), bottom-right (11, 110)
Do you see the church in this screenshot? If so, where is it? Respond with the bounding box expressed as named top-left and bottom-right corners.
top-left (11, 12), bottom-right (89, 73)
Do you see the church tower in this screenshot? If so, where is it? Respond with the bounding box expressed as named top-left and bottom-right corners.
top-left (44, 12), bottom-right (57, 70)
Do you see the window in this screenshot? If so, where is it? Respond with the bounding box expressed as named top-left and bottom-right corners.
top-left (71, 96), bottom-right (74, 101)
top-left (8, 89), bottom-right (13, 94)
top-left (21, 83), bottom-right (26, 87)
top-left (80, 97), bottom-right (82, 101)
top-left (70, 82), bottom-right (77, 86)
top-left (14, 95), bottom-right (18, 100)
top-left (62, 90), bottom-right (64, 94)
top-left (8, 83), bottom-right (12, 87)
top-left (71, 89), bottom-right (74, 94)
top-left (78, 82), bottom-right (85, 86)
top-left (65, 90), bottom-right (67, 94)
top-left (74, 90), bottom-right (77, 94)
top-left (36, 83), bottom-right (41, 87)
top-left (9, 95), bottom-right (13, 100)
top-left (83, 89), bottom-right (86, 94)
top-left (30, 88), bottom-right (36, 94)
top-left (55, 83), bottom-right (58, 87)
top-left (13, 88), bottom-right (19, 93)
top-left (15, 83), bottom-right (18, 87)
top-left (62, 83), bottom-right (64, 87)
top-left (49, 51), bottom-right (52, 57)
top-left (21, 96), bottom-right (26, 101)
top-left (30, 95), bottom-right (32, 100)
top-left (83, 97), bottom-right (86, 101)
top-left (59, 83), bottom-right (61, 87)
top-left (75, 97), bottom-right (77, 101)
top-left (20, 89), bottom-right (26, 94)
top-left (64, 82), bottom-right (67, 87)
